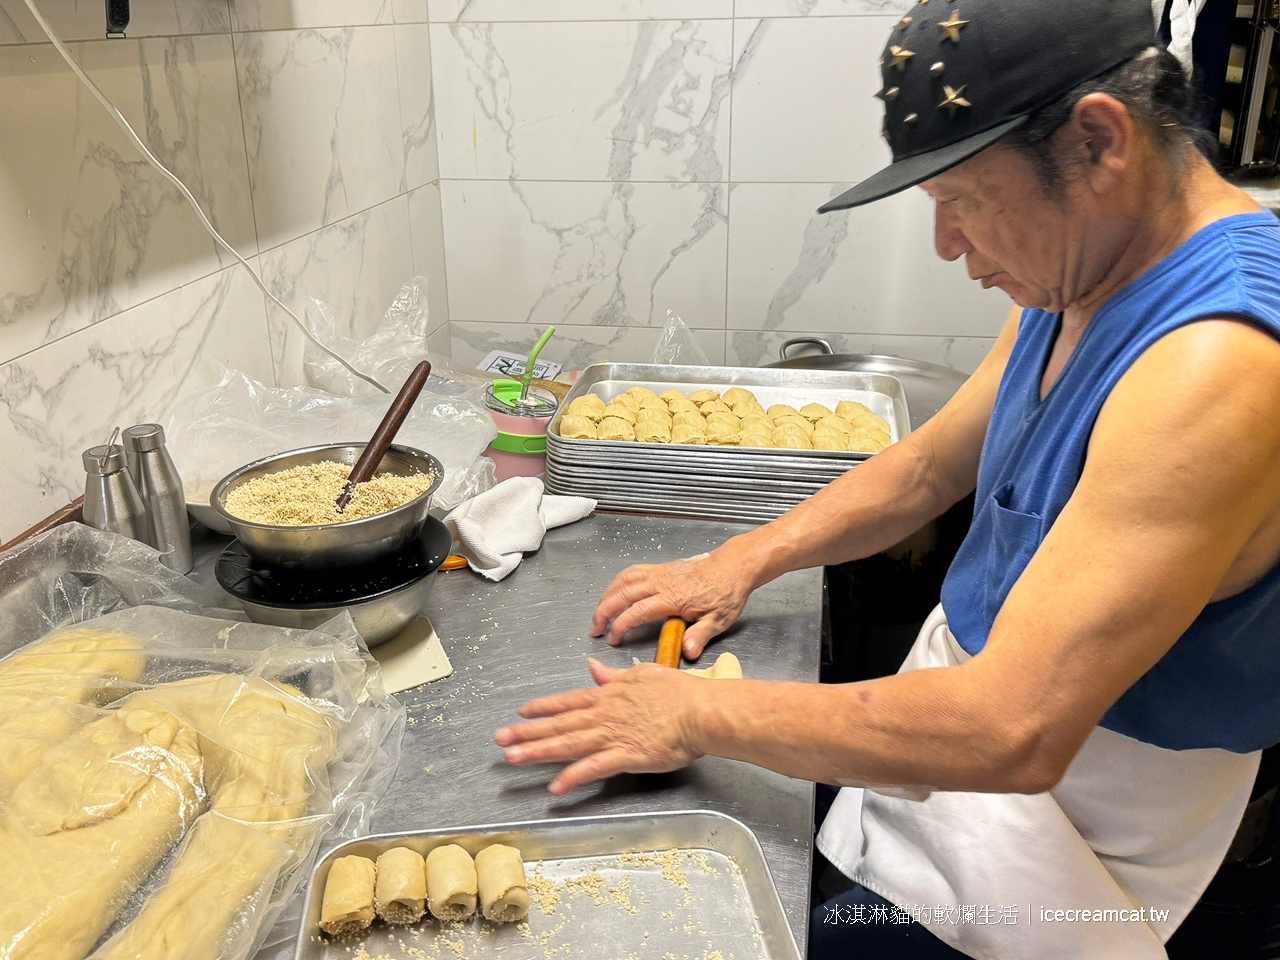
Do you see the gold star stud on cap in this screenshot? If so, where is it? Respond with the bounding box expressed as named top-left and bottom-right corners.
top-left (888, 45), bottom-right (915, 71)
top-left (938, 84), bottom-right (971, 117)
top-left (938, 10), bottom-right (969, 43)
top-left (898, 15), bottom-right (913, 29)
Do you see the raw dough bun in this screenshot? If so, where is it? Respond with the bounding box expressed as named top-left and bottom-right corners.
top-left (740, 434), bottom-right (776, 448)
top-left (671, 423), bottom-right (707, 445)
top-left (775, 416), bottom-right (814, 436)
top-left (476, 844), bottom-right (530, 923)
top-left (427, 845), bottom-right (478, 922)
top-left (699, 399), bottom-right (733, 416)
top-left (721, 387), bottom-right (756, 408)
top-left (774, 431), bottom-right (814, 450)
top-left (688, 389), bottom-right (720, 404)
top-left (559, 416), bottom-right (598, 440)
top-left (800, 403), bottom-right (833, 422)
top-left (846, 412), bottom-right (891, 436)
top-left (767, 403), bottom-right (801, 420)
top-left (812, 428), bottom-right (849, 452)
top-left (815, 414), bottom-right (853, 435)
top-left (375, 847), bottom-right (427, 926)
top-left (847, 430), bottom-right (889, 454)
top-left (635, 420), bottom-right (673, 443)
top-left (685, 652), bottom-right (744, 680)
top-left (732, 400), bottom-right (768, 419)
top-left (835, 400), bottom-right (876, 421)
top-left (704, 411), bottom-right (741, 431)
top-left (704, 421), bottom-right (741, 446)
top-left (772, 420), bottom-right (810, 439)
top-left (600, 402), bottom-right (637, 424)
top-left (598, 417), bottom-right (636, 442)
top-left (564, 395), bottom-right (606, 422)
top-left (666, 397), bottom-right (699, 415)
top-left (658, 389), bottom-right (687, 403)
top-left (638, 395), bottom-right (669, 413)
top-left (740, 414), bottom-right (773, 431)
top-left (636, 408), bottom-right (672, 427)
top-left (625, 386), bottom-right (659, 402)
top-left (609, 392), bottom-right (639, 411)
top-left (320, 856), bottom-right (376, 937)
top-left (671, 412), bottom-right (706, 431)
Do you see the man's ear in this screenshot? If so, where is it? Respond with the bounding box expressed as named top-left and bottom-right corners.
top-left (1067, 93), bottom-right (1134, 196)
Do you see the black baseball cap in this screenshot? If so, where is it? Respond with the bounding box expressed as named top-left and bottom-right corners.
top-left (818, 0), bottom-right (1157, 213)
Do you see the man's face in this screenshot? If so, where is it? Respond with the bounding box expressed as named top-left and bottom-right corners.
top-left (922, 146), bottom-right (1083, 312)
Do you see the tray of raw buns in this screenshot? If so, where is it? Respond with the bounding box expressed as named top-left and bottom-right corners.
top-left (545, 363), bottom-right (910, 524)
top-left (298, 810), bottom-right (801, 960)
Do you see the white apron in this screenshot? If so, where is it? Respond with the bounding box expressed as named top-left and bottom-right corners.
top-left (816, 605), bottom-right (1261, 960)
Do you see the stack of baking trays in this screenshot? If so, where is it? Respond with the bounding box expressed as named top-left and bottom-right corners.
top-left (545, 363), bottom-right (911, 523)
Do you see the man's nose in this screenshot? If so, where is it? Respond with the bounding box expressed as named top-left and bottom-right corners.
top-left (934, 205), bottom-right (969, 262)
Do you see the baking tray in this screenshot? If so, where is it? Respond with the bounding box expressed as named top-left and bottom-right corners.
top-left (294, 810), bottom-right (800, 960)
top-left (549, 363), bottom-right (910, 456)
top-left (544, 464), bottom-right (830, 502)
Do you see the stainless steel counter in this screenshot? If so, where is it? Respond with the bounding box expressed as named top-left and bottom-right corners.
top-left (192, 512), bottom-right (823, 953)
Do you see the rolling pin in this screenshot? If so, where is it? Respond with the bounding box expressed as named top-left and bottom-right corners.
top-left (655, 618), bottom-right (686, 669)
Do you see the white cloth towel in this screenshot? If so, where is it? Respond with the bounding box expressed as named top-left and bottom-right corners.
top-left (444, 476), bottom-right (596, 581)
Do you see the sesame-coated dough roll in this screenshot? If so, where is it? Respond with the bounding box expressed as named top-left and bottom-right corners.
top-left (319, 855), bottom-right (376, 938)
top-left (426, 844), bottom-right (478, 921)
top-left (375, 847), bottom-right (426, 926)
top-left (476, 844), bottom-right (530, 923)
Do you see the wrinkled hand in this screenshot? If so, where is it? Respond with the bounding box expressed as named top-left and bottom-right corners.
top-left (591, 552), bottom-right (754, 659)
top-left (495, 660), bottom-right (704, 796)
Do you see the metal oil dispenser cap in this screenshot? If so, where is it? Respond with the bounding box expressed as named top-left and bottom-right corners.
top-left (83, 444), bottom-right (129, 477)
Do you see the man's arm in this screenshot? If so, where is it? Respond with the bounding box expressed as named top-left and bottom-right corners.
top-left (592, 306), bottom-right (1024, 651)
top-left (504, 319), bottom-right (1280, 795)
top-left (692, 319), bottom-right (1280, 792)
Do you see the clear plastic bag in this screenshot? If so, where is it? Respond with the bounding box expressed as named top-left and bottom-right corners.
top-left (651, 309), bottom-right (711, 366)
top-left (0, 523), bottom-right (405, 960)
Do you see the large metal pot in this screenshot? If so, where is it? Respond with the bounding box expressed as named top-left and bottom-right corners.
top-left (767, 337), bottom-right (969, 432)
top-left (766, 337), bottom-right (974, 683)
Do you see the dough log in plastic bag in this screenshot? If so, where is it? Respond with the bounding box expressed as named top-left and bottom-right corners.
top-left (0, 523), bottom-right (405, 960)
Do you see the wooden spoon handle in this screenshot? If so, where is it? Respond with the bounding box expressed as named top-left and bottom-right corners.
top-left (337, 360), bottom-right (432, 512)
top-left (655, 618), bottom-right (686, 669)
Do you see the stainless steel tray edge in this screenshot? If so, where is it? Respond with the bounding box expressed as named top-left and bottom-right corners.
top-left (293, 809), bottom-right (801, 960)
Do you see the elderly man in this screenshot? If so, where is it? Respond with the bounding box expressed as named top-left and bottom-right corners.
top-left (495, 0), bottom-right (1280, 956)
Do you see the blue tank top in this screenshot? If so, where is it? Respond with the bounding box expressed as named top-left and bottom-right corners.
top-left (940, 211), bottom-right (1280, 753)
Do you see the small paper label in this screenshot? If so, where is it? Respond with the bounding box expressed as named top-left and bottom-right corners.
top-left (478, 350), bottom-right (563, 379)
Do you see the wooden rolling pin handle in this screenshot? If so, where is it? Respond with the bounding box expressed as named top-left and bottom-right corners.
top-left (337, 359), bottom-right (432, 511)
top-left (655, 618), bottom-right (686, 669)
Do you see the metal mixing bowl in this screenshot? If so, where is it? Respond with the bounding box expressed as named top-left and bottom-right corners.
top-left (210, 442), bottom-right (444, 571)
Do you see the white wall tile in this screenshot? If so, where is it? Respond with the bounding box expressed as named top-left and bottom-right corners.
top-left (428, 0), bottom-right (733, 21)
top-left (450, 320), bottom-right (725, 370)
top-left (408, 184), bottom-right (449, 336)
top-left (0, 35), bottom-right (256, 363)
top-left (229, 0), bottom-right (391, 31)
top-left (727, 328), bottom-right (995, 373)
top-left (395, 23), bottom-right (438, 191)
top-left (442, 180), bottom-right (727, 328)
top-left (731, 16), bottom-right (892, 184)
top-left (257, 195), bottom-right (416, 386)
top-left (735, 0), bottom-right (911, 17)
top-left (0, 0), bottom-right (230, 44)
top-left (394, 0), bottom-right (430, 23)
top-left (0, 265), bottom-right (272, 541)
top-left (432, 19), bottom-right (731, 182)
top-left (235, 26), bottom-right (405, 249)
top-left (727, 182), bottom-right (1010, 337)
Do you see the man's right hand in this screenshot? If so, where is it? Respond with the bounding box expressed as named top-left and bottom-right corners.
top-left (590, 548), bottom-right (757, 659)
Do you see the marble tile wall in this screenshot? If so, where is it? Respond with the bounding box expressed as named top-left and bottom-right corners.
top-left (0, 0), bottom-right (447, 539)
top-left (427, 0), bottom-right (1008, 378)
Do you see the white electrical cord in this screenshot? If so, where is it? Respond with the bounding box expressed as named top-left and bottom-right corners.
top-left (23, 0), bottom-right (390, 394)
